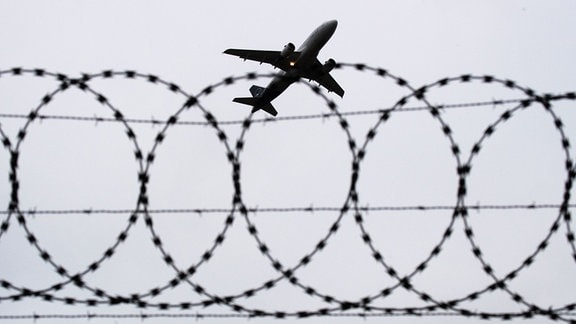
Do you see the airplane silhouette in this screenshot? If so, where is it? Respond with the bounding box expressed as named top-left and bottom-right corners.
top-left (224, 20), bottom-right (344, 116)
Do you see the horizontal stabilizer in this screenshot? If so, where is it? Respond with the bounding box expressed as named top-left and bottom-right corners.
top-left (233, 96), bottom-right (258, 106)
top-left (233, 97), bottom-right (278, 116)
top-left (232, 85), bottom-right (278, 116)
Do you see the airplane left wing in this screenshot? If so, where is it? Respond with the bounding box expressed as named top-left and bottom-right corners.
top-left (223, 49), bottom-right (299, 71)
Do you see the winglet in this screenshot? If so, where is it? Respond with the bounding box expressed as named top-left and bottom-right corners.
top-left (232, 97), bottom-right (278, 116)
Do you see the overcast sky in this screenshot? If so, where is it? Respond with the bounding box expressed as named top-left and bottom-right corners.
top-left (1, 1), bottom-right (576, 323)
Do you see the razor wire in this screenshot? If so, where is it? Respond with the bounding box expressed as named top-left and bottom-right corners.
top-left (0, 64), bottom-right (576, 322)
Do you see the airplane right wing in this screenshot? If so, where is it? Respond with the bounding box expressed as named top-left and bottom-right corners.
top-left (313, 72), bottom-right (345, 98)
top-left (223, 49), bottom-right (299, 71)
top-left (298, 59), bottom-right (345, 98)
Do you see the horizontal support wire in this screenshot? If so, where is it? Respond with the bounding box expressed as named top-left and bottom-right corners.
top-left (3, 203), bottom-right (575, 215)
top-left (0, 310), bottom-right (575, 320)
top-left (0, 96), bottom-right (572, 126)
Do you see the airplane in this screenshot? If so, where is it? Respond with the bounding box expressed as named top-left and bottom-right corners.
top-left (224, 20), bottom-right (344, 116)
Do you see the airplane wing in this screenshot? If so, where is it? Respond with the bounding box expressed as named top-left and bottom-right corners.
top-left (223, 49), bottom-right (299, 72)
top-left (225, 51), bottom-right (344, 97)
top-left (313, 72), bottom-right (345, 97)
top-left (301, 59), bottom-right (345, 97)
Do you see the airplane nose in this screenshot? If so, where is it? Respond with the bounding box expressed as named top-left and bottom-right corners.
top-left (321, 20), bottom-right (337, 34)
top-left (327, 20), bottom-right (338, 29)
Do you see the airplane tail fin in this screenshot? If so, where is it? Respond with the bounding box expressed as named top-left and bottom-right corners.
top-left (232, 85), bottom-right (278, 116)
top-left (249, 85), bottom-right (266, 97)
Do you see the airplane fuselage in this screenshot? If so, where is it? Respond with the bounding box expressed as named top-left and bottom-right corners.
top-left (294, 20), bottom-right (338, 69)
top-left (255, 21), bottom-right (338, 107)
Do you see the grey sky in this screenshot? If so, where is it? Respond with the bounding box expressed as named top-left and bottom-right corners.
top-left (1, 1), bottom-right (576, 323)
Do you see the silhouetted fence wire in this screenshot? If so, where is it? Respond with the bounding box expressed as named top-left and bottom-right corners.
top-left (2, 310), bottom-right (576, 321)
top-left (0, 97), bottom-right (558, 126)
top-left (1, 63), bottom-right (576, 322)
top-left (0, 203), bottom-right (575, 216)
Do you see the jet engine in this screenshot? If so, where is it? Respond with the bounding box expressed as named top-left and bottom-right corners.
top-left (322, 58), bottom-right (336, 73)
top-left (281, 42), bottom-right (295, 57)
